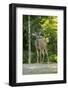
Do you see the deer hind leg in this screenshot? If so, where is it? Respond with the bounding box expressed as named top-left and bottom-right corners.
top-left (45, 50), bottom-right (49, 64)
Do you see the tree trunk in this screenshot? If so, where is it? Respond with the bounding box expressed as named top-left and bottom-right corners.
top-left (28, 15), bottom-right (31, 64)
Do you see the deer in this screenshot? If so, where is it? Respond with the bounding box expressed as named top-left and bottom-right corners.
top-left (32, 32), bottom-right (49, 64)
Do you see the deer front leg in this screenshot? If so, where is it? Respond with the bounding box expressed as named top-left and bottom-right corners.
top-left (42, 51), bottom-right (44, 63)
top-left (37, 50), bottom-right (39, 63)
top-left (40, 50), bottom-right (41, 63)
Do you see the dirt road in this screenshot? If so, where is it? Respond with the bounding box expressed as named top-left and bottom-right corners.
top-left (23, 63), bottom-right (57, 75)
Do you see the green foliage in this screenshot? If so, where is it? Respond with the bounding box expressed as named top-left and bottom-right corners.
top-left (23, 15), bottom-right (58, 64)
top-left (49, 55), bottom-right (57, 63)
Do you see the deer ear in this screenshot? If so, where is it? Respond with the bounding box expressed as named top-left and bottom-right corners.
top-left (46, 38), bottom-right (49, 43)
top-left (32, 32), bottom-right (36, 36)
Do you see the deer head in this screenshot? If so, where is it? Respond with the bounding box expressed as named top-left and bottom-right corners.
top-left (32, 32), bottom-right (49, 43)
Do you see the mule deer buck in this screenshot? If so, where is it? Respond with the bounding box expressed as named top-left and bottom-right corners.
top-left (32, 32), bottom-right (49, 64)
